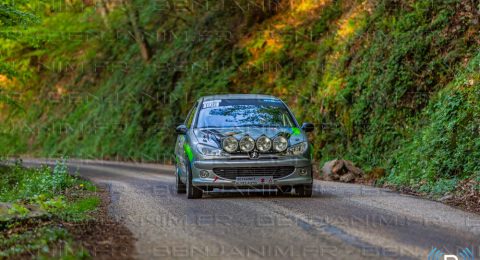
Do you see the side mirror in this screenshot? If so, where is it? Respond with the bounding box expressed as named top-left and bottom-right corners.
top-left (301, 122), bottom-right (314, 133)
top-left (175, 124), bottom-right (188, 135)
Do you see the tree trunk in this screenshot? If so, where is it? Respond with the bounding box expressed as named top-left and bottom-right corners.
top-left (97, 0), bottom-right (111, 30)
top-left (122, 0), bottom-right (152, 62)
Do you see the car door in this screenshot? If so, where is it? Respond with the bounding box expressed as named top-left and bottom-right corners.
top-left (175, 102), bottom-right (198, 183)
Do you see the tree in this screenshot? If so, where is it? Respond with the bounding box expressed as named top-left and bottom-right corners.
top-left (0, 3), bottom-right (38, 28)
top-left (0, 3), bottom-right (39, 76)
top-left (97, 0), bottom-right (112, 29)
top-left (121, 0), bottom-right (152, 62)
top-left (0, 3), bottom-right (39, 105)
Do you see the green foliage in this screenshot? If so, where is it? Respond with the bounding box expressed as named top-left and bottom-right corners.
top-left (0, 159), bottom-right (98, 218)
top-left (387, 52), bottom-right (480, 193)
top-left (0, 160), bottom-right (78, 201)
top-left (326, 0), bottom-right (474, 166)
top-left (0, 2), bottom-right (39, 28)
top-left (60, 196), bottom-right (100, 222)
top-left (7, 203), bottom-right (29, 217)
top-left (34, 195), bottom-right (67, 212)
top-left (0, 160), bottom-right (98, 258)
top-left (0, 226), bottom-right (90, 259)
top-left (0, 0), bottom-right (40, 104)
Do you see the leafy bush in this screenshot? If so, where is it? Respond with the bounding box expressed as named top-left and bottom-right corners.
top-left (34, 195), bottom-right (67, 213)
top-left (0, 160), bottom-right (98, 258)
top-left (0, 159), bottom-right (80, 201)
top-left (7, 203), bottom-right (29, 217)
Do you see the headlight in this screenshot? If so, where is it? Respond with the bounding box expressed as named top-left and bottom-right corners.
top-left (222, 136), bottom-right (238, 153)
top-left (256, 136), bottom-right (272, 152)
top-left (273, 136), bottom-right (288, 152)
top-left (197, 144), bottom-right (225, 156)
top-left (287, 142), bottom-right (308, 155)
top-left (239, 136), bottom-right (255, 152)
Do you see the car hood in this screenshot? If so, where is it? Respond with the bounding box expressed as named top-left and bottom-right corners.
top-left (193, 127), bottom-right (305, 148)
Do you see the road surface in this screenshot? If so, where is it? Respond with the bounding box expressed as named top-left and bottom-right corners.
top-left (21, 159), bottom-right (480, 259)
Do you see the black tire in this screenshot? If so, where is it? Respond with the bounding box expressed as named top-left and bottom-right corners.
top-left (295, 184), bottom-right (313, 197)
top-left (186, 161), bottom-right (203, 199)
top-left (176, 168), bottom-right (186, 194)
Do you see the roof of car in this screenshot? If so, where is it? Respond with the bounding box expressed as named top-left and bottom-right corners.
top-left (200, 94), bottom-right (280, 101)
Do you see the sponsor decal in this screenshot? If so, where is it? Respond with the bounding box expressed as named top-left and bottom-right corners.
top-left (235, 176), bottom-right (274, 185)
top-left (184, 143), bottom-right (194, 162)
top-left (291, 127), bottom-right (301, 136)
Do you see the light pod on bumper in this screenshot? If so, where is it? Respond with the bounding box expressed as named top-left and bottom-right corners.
top-left (256, 136), bottom-right (272, 152)
top-left (273, 136), bottom-right (288, 152)
top-left (222, 136), bottom-right (238, 153)
top-left (199, 170), bottom-right (209, 178)
top-left (239, 136), bottom-right (255, 152)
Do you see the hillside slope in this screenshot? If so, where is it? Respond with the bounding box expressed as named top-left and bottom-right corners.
top-left (1, 0), bottom-right (479, 196)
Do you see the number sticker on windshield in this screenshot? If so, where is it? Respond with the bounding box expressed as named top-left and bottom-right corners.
top-left (203, 100), bottom-right (221, 108)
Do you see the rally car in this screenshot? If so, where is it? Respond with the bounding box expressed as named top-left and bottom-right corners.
top-left (174, 94), bottom-right (314, 199)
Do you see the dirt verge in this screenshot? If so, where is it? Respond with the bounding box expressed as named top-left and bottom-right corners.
top-left (390, 179), bottom-right (480, 215)
top-left (65, 186), bottom-right (136, 260)
top-left (314, 163), bottom-right (480, 215)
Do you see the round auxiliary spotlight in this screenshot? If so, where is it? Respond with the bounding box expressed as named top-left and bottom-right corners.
top-left (239, 136), bottom-right (255, 152)
top-left (222, 136), bottom-right (238, 153)
top-left (256, 136), bottom-right (272, 152)
top-left (273, 136), bottom-right (288, 152)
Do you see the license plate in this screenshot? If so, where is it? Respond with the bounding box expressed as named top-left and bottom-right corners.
top-left (235, 176), bottom-right (274, 185)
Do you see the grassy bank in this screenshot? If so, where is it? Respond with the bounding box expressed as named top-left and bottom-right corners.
top-left (0, 159), bottom-right (98, 258)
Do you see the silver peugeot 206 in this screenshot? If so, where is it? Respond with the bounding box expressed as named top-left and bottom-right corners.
top-left (174, 94), bottom-right (315, 199)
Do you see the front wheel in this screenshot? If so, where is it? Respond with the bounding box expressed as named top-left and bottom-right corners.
top-left (186, 162), bottom-right (203, 199)
top-left (295, 184), bottom-right (313, 197)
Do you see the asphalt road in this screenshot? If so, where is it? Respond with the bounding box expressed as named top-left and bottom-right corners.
top-left (21, 159), bottom-right (480, 260)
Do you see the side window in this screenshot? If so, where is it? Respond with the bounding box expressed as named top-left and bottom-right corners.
top-left (185, 103), bottom-right (198, 128)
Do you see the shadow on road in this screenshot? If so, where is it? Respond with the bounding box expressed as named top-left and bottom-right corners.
top-left (201, 190), bottom-right (322, 199)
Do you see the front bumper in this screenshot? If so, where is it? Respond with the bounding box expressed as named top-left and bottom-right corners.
top-left (191, 158), bottom-right (312, 187)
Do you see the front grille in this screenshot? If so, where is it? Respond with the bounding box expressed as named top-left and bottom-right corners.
top-left (213, 166), bottom-right (295, 180)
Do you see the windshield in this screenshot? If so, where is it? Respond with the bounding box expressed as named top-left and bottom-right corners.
top-left (196, 98), bottom-right (296, 128)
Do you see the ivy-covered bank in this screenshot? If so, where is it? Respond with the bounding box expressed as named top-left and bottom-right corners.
top-left (1, 0), bottom-right (479, 197)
